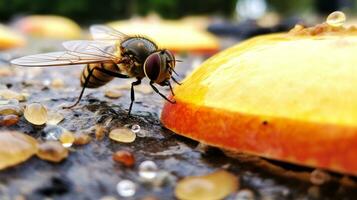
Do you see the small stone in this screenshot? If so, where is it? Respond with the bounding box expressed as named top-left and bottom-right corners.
top-left (112, 150), bottom-right (135, 167)
top-left (43, 125), bottom-right (63, 140)
top-left (310, 169), bottom-right (331, 185)
top-left (105, 88), bottom-right (122, 99)
top-left (59, 130), bottom-right (75, 148)
top-left (0, 104), bottom-right (22, 116)
top-left (136, 85), bottom-right (153, 94)
top-left (47, 111), bottom-right (64, 125)
top-left (0, 131), bottom-right (38, 170)
top-left (51, 78), bottom-right (65, 88)
top-left (24, 103), bottom-right (48, 125)
top-left (175, 170), bottom-right (239, 200)
top-left (74, 133), bottom-right (91, 145)
top-left (36, 141), bottom-right (68, 162)
top-left (139, 160), bottom-right (158, 180)
top-left (0, 89), bottom-right (26, 101)
top-left (116, 179), bottom-right (136, 197)
top-left (95, 125), bottom-right (106, 140)
top-left (109, 128), bottom-right (136, 143)
top-left (0, 115), bottom-right (19, 126)
top-left (235, 189), bottom-right (255, 200)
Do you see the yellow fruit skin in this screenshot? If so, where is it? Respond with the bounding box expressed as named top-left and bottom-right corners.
top-left (161, 33), bottom-right (357, 176)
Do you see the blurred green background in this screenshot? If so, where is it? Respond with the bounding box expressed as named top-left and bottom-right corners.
top-left (0, 0), bottom-right (355, 23)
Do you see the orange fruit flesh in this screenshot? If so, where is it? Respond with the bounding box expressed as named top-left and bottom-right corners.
top-left (161, 30), bottom-right (357, 176)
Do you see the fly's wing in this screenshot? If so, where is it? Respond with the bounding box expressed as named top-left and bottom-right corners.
top-left (90, 25), bottom-right (129, 41)
top-left (10, 51), bottom-right (113, 67)
top-left (11, 39), bottom-right (122, 67)
top-left (62, 40), bottom-right (120, 61)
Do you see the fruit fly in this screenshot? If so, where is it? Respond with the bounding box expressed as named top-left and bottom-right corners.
top-left (11, 25), bottom-right (181, 115)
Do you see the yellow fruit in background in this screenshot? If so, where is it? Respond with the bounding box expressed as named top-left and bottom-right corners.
top-left (14, 15), bottom-right (81, 39)
top-left (0, 24), bottom-right (25, 49)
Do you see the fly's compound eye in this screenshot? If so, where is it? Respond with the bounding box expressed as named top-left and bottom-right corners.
top-left (144, 52), bottom-right (162, 81)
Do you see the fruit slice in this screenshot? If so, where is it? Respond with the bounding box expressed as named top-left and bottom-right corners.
top-left (161, 22), bottom-right (357, 176)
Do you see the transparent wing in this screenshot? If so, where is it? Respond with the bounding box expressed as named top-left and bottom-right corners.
top-left (62, 40), bottom-right (120, 60)
top-left (10, 51), bottom-right (113, 67)
top-left (90, 25), bottom-right (129, 40)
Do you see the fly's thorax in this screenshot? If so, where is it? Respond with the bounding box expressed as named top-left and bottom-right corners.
top-left (121, 37), bottom-right (158, 64)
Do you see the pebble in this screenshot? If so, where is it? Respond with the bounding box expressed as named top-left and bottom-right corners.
top-left (24, 103), bottom-right (48, 125)
top-left (104, 88), bottom-right (122, 99)
top-left (112, 150), bottom-right (135, 167)
top-left (175, 170), bottom-right (238, 200)
top-left (47, 111), bottom-right (64, 125)
top-left (51, 78), bottom-right (65, 88)
top-left (74, 133), bottom-right (91, 145)
top-left (0, 104), bottom-right (22, 116)
top-left (326, 11), bottom-right (346, 27)
top-left (310, 169), bottom-right (331, 185)
top-left (59, 130), bottom-right (75, 148)
top-left (0, 89), bottom-right (26, 101)
top-left (0, 131), bottom-right (38, 170)
top-left (109, 128), bottom-right (136, 143)
top-left (95, 125), bottom-right (106, 140)
top-left (0, 114), bottom-right (19, 126)
top-left (36, 141), bottom-right (68, 162)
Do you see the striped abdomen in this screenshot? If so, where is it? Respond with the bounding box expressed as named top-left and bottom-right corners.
top-left (80, 62), bottom-right (119, 88)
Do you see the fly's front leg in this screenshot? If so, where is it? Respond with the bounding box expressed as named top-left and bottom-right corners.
top-left (150, 81), bottom-right (176, 104)
top-left (128, 78), bottom-right (142, 115)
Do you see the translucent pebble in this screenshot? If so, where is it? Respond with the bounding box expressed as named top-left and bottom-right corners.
top-left (0, 115), bottom-right (19, 126)
top-left (0, 99), bottom-right (19, 105)
top-left (104, 88), bottom-right (122, 99)
top-left (138, 160), bottom-right (158, 180)
top-left (59, 130), bottom-right (75, 148)
top-left (326, 11), bottom-right (346, 27)
top-left (310, 169), bottom-right (331, 185)
top-left (0, 89), bottom-right (26, 101)
top-left (112, 150), bottom-right (135, 167)
top-left (116, 180), bottom-right (136, 197)
top-left (131, 124), bottom-right (141, 133)
top-left (36, 141), bottom-right (68, 162)
top-left (0, 131), bottom-right (38, 170)
top-left (235, 189), bottom-right (255, 200)
top-left (0, 104), bottom-right (22, 116)
top-left (47, 111), bottom-right (64, 125)
top-left (24, 103), bottom-right (48, 125)
top-left (74, 133), bottom-right (91, 145)
top-left (175, 170), bottom-right (239, 200)
top-left (51, 78), bottom-right (65, 88)
top-left (109, 128), bottom-right (136, 143)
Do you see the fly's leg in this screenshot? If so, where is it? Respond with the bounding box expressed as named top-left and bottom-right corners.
top-left (63, 67), bottom-right (130, 109)
top-left (150, 81), bottom-right (176, 104)
top-left (128, 78), bottom-right (142, 115)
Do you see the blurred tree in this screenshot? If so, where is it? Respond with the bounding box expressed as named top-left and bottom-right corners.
top-left (0, 0), bottom-right (238, 24)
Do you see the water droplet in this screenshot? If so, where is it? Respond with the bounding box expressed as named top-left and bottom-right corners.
top-left (326, 11), bottom-right (346, 27)
top-left (116, 180), bottom-right (136, 197)
top-left (139, 160), bottom-right (158, 180)
top-left (43, 125), bottom-right (62, 140)
top-left (131, 124), bottom-right (141, 133)
top-left (109, 128), bottom-right (136, 143)
top-left (24, 103), bottom-right (47, 125)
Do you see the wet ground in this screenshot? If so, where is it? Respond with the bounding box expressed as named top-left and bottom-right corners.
top-left (0, 44), bottom-right (357, 200)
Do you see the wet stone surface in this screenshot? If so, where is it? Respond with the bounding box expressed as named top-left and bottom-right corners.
top-left (0, 54), bottom-right (357, 200)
